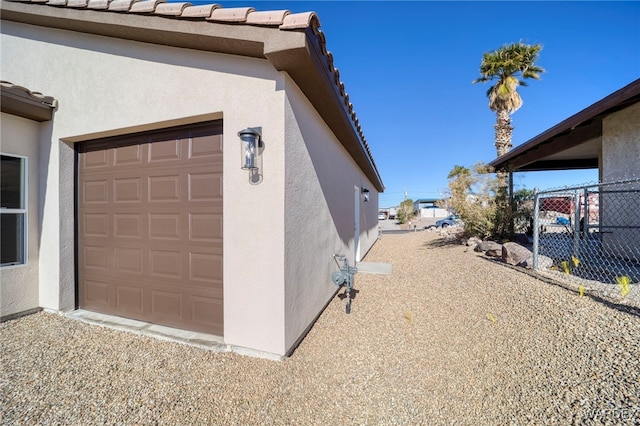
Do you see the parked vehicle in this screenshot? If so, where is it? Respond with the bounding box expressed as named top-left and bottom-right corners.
top-left (435, 215), bottom-right (460, 228)
top-left (378, 213), bottom-right (386, 220)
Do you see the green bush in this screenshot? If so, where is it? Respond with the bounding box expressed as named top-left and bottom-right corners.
top-left (442, 163), bottom-right (533, 240)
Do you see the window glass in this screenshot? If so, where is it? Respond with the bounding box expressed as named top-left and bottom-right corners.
top-left (1, 155), bottom-right (26, 266)
top-left (1, 213), bottom-right (24, 265)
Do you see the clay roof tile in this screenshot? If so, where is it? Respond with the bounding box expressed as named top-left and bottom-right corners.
top-left (154, 2), bottom-right (192, 16)
top-left (245, 10), bottom-right (290, 26)
top-left (280, 11), bottom-right (319, 30)
top-left (129, 0), bottom-right (163, 13)
top-left (207, 6), bottom-right (254, 23)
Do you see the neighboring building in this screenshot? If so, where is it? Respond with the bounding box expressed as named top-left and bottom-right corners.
top-left (0, 1), bottom-right (384, 358)
top-left (489, 79), bottom-right (640, 259)
top-left (379, 207), bottom-right (397, 220)
top-left (413, 198), bottom-right (448, 218)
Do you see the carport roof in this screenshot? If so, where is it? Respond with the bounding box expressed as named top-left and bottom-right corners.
top-left (1, 0), bottom-right (384, 191)
top-left (488, 78), bottom-right (640, 172)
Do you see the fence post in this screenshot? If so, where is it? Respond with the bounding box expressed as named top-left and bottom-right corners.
top-left (533, 187), bottom-right (539, 270)
top-left (583, 187), bottom-right (589, 239)
top-left (573, 190), bottom-right (581, 257)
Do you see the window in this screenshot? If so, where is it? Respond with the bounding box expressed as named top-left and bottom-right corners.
top-left (1, 154), bottom-right (27, 267)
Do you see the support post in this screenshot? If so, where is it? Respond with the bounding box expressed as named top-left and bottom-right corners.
top-left (533, 188), bottom-right (539, 270)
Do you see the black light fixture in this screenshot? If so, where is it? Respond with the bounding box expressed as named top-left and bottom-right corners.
top-left (361, 187), bottom-right (370, 202)
top-left (238, 127), bottom-right (261, 170)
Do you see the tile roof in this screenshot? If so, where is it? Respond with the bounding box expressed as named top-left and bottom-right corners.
top-left (1, 80), bottom-right (58, 108)
top-left (1, 80), bottom-right (58, 121)
top-left (2, 0), bottom-right (383, 190)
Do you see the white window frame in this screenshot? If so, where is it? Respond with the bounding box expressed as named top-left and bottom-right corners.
top-left (1, 153), bottom-right (28, 268)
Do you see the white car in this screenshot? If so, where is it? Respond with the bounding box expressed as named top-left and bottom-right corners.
top-left (378, 213), bottom-right (386, 220)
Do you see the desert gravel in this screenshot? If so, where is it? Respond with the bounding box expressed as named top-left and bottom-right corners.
top-left (2, 231), bottom-right (640, 425)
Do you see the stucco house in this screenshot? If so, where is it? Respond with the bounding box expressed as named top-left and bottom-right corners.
top-left (0, 0), bottom-right (384, 358)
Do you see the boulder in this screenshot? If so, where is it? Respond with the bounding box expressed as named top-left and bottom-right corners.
top-left (475, 240), bottom-right (502, 254)
top-left (466, 236), bottom-right (482, 247)
top-left (502, 242), bottom-right (533, 266)
top-left (521, 255), bottom-right (553, 270)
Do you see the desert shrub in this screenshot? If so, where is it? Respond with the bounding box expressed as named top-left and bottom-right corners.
top-left (396, 198), bottom-right (415, 224)
top-left (442, 164), bottom-right (534, 239)
top-left (441, 163), bottom-right (497, 239)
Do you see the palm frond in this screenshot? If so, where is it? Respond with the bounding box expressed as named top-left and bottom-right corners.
top-left (474, 42), bottom-right (544, 113)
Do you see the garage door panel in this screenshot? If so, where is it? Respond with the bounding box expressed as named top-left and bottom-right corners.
top-left (191, 295), bottom-right (223, 333)
top-left (148, 213), bottom-right (181, 240)
top-left (148, 249), bottom-right (182, 279)
top-left (189, 133), bottom-right (222, 159)
top-left (148, 138), bottom-right (182, 163)
top-left (114, 143), bottom-right (144, 166)
top-left (79, 123), bottom-right (223, 335)
top-left (83, 179), bottom-right (109, 204)
top-left (189, 173), bottom-right (222, 201)
top-left (113, 177), bottom-right (143, 203)
top-left (82, 245), bottom-right (109, 270)
top-left (83, 213), bottom-right (109, 237)
top-left (116, 285), bottom-right (144, 314)
top-left (148, 174), bottom-right (181, 202)
top-left (114, 247), bottom-right (144, 275)
top-left (151, 290), bottom-right (183, 320)
top-left (114, 213), bottom-right (143, 239)
top-left (189, 214), bottom-right (222, 242)
top-left (83, 148), bottom-right (109, 169)
top-left (83, 279), bottom-right (110, 309)
top-left (189, 252), bottom-right (222, 283)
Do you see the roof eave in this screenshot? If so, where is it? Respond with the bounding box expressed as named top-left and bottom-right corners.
top-left (1, 82), bottom-right (58, 121)
top-left (489, 78), bottom-right (640, 172)
top-left (1, 0), bottom-right (384, 191)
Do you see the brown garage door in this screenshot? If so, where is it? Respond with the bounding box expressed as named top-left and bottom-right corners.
top-left (78, 122), bottom-right (223, 335)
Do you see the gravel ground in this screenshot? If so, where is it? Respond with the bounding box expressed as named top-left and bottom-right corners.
top-left (2, 231), bottom-right (640, 425)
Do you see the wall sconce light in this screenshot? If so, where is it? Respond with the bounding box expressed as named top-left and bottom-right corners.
top-left (361, 187), bottom-right (370, 202)
top-left (238, 127), bottom-right (261, 170)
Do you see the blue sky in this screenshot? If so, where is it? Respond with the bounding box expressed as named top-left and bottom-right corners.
top-left (204, 1), bottom-right (639, 207)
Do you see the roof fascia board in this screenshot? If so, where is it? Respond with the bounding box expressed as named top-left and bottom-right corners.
top-left (1, 1), bottom-right (281, 58)
top-left (265, 27), bottom-right (383, 191)
top-left (517, 159), bottom-right (599, 172)
top-left (492, 119), bottom-right (602, 171)
top-left (1, 85), bottom-right (56, 121)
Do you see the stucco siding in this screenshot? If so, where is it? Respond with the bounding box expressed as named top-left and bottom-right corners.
top-left (0, 113), bottom-right (41, 318)
top-left (282, 75), bottom-right (379, 353)
top-left (601, 102), bottom-right (640, 258)
top-left (2, 22), bottom-right (287, 354)
top-left (602, 102), bottom-right (640, 182)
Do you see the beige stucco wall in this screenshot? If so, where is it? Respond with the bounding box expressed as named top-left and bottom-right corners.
top-left (0, 113), bottom-right (41, 318)
top-left (601, 102), bottom-right (640, 259)
top-left (282, 76), bottom-right (379, 353)
top-left (602, 102), bottom-right (640, 182)
top-left (2, 21), bottom-right (289, 354)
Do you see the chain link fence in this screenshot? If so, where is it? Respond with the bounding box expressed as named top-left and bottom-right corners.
top-left (532, 177), bottom-right (640, 305)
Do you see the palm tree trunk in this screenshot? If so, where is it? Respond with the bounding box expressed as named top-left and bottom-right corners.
top-left (494, 108), bottom-right (514, 238)
top-left (494, 109), bottom-right (513, 157)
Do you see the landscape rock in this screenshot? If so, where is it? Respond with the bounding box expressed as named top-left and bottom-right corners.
top-left (466, 236), bottom-right (482, 247)
top-left (521, 255), bottom-right (554, 269)
top-left (474, 240), bottom-right (502, 253)
top-left (502, 242), bottom-right (533, 266)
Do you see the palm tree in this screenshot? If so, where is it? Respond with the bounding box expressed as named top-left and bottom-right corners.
top-left (473, 42), bottom-right (544, 238)
top-left (473, 42), bottom-right (544, 157)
